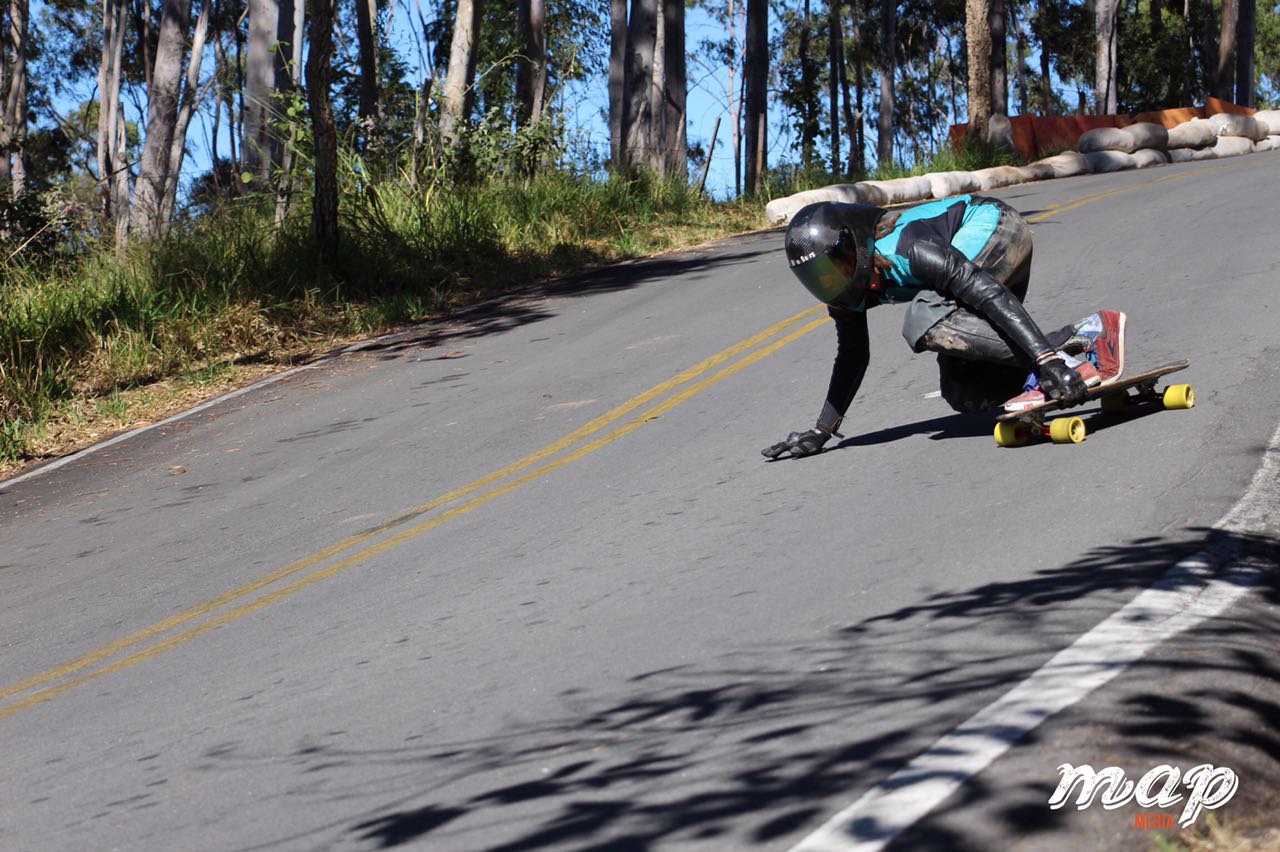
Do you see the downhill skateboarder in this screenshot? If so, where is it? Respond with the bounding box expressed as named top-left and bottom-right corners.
top-left (763, 195), bottom-right (1127, 459)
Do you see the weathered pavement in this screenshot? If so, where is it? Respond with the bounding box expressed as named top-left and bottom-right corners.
top-left (2, 154), bottom-right (1279, 851)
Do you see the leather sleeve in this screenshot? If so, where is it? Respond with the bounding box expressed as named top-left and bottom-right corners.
top-left (905, 240), bottom-right (1054, 364)
top-left (821, 307), bottom-right (870, 430)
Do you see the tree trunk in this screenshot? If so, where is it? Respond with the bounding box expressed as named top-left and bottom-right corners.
top-left (273, 0), bottom-right (304, 223)
top-left (743, 0), bottom-right (766, 192)
top-left (651, 0), bottom-right (665, 170)
top-left (355, 0), bottom-right (378, 127)
top-left (799, 0), bottom-right (815, 168)
top-left (1011, 0), bottom-right (1028, 112)
top-left (965, 0), bottom-right (992, 137)
top-left (621, 0), bottom-right (657, 173)
top-left (729, 0), bottom-right (742, 195)
top-left (1234, 0), bottom-right (1254, 106)
top-left (244, 0), bottom-right (279, 183)
top-left (132, 0), bottom-right (195, 238)
top-left (354, 0), bottom-right (381, 128)
top-left (989, 0), bottom-right (1007, 116)
top-left (440, 0), bottom-right (483, 148)
top-left (608, 0), bottom-right (626, 170)
top-left (0, 20), bottom-right (8, 190)
top-left (850, 0), bottom-right (865, 175)
top-left (1091, 0), bottom-right (1119, 114)
top-left (4, 0), bottom-right (29, 193)
top-left (516, 0), bottom-right (547, 129)
top-left (306, 0), bottom-right (339, 263)
top-left (1038, 2), bottom-right (1053, 114)
top-left (97, 0), bottom-right (131, 247)
top-left (877, 0), bottom-right (894, 167)
top-left (828, 0), bottom-right (843, 175)
top-left (1216, 0), bottom-right (1237, 99)
top-left (161, 0), bottom-right (212, 229)
top-left (661, 0), bottom-right (686, 179)
top-left (838, 0), bottom-right (856, 177)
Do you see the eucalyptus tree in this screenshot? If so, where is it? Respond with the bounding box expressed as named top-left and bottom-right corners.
top-left (440, 0), bottom-right (483, 148)
top-left (610, 0), bottom-right (625, 165)
top-left (776, 0), bottom-right (821, 170)
top-left (659, 0), bottom-right (686, 178)
top-left (354, 0), bottom-right (381, 125)
top-left (965, 0), bottom-right (992, 135)
top-left (132, 0), bottom-right (212, 238)
top-left (2, 0), bottom-right (30, 191)
top-left (1235, 0), bottom-right (1255, 105)
top-left (516, 0), bottom-right (547, 128)
top-left (1216, 0), bottom-right (1238, 98)
top-left (828, 0), bottom-right (845, 173)
top-left (1091, 0), bottom-right (1119, 113)
top-left (742, 0), bottom-right (766, 191)
top-left (305, 0), bottom-right (338, 260)
top-left (97, 0), bottom-right (130, 244)
top-left (989, 0), bottom-right (1006, 115)
top-left (848, 0), bottom-right (865, 173)
top-left (877, 0), bottom-right (894, 166)
top-left (244, 0), bottom-right (303, 184)
top-left (621, 0), bottom-right (657, 171)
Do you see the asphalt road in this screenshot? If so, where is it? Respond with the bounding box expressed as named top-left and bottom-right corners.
top-left (3, 153), bottom-right (1279, 852)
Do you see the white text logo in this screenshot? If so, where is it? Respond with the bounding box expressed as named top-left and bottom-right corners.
top-left (1048, 763), bottom-right (1238, 828)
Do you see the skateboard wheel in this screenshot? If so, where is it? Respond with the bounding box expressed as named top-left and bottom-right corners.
top-left (1049, 416), bottom-right (1086, 444)
top-left (994, 421), bottom-right (1030, 447)
top-left (1162, 384), bottom-right (1196, 410)
top-left (1099, 393), bottom-right (1128, 415)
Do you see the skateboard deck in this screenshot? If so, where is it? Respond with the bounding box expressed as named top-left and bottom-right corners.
top-left (993, 359), bottom-right (1193, 446)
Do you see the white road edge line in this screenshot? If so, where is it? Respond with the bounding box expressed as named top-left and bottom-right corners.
top-left (0, 338), bottom-right (380, 493)
top-left (790, 423), bottom-right (1280, 852)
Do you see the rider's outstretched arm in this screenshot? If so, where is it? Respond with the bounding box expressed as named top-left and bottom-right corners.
top-left (761, 307), bottom-right (868, 459)
top-left (820, 306), bottom-right (870, 434)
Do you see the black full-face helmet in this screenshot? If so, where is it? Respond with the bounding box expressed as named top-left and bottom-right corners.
top-left (784, 202), bottom-right (883, 309)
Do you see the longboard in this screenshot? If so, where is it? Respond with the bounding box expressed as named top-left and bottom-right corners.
top-left (993, 359), bottom-right (1193, 446)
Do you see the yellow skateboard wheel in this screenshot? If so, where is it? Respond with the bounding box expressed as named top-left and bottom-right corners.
top-left (1162, 384), bottom-right (1196, 410)
top-left (1099, 393), bottom-right (1128, 415)
top-left (994, 421), bottom-right (1030, 447)
top-left (1049, 416), bottom-right (1086, 444)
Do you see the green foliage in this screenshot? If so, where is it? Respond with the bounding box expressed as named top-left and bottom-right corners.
top-left (0, 187), bottom-right (97, 261)
top-left (1032, 0), bottom-right (1095, 108)
top-left (1116, 0), bottom-right (1212, 113)
top-left (1257, 1), bottom-right (1280, 107)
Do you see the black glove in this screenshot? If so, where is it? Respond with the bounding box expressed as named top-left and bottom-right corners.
top-left (1037, 356), bottom-right (1089, 405)
top-left (762, 428), bottom-right (831, 459)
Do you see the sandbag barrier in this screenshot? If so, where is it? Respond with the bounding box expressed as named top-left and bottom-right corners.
top-left (766, 103), bottom-right (1278, 225)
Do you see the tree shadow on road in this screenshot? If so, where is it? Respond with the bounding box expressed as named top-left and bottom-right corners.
top-left (318, 528), bottom-right (1278, 850)
top-left (327, 234), bottom-right (782, 364)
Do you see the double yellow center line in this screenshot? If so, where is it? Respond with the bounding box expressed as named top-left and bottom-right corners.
top-left (0, 305), bottom-right (827, 720)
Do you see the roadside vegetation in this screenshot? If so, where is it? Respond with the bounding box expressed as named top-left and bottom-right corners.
top-left (0, 163), bottom-right (765, 469)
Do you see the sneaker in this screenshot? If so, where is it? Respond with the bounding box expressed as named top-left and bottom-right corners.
top-left (1091, 309), bottom-right (1127, 384)
top-left (1002, 357), bottom-right (1101, 412)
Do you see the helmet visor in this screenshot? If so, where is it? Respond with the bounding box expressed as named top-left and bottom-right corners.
top-left (792, 250), bottom-right (858, 305)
